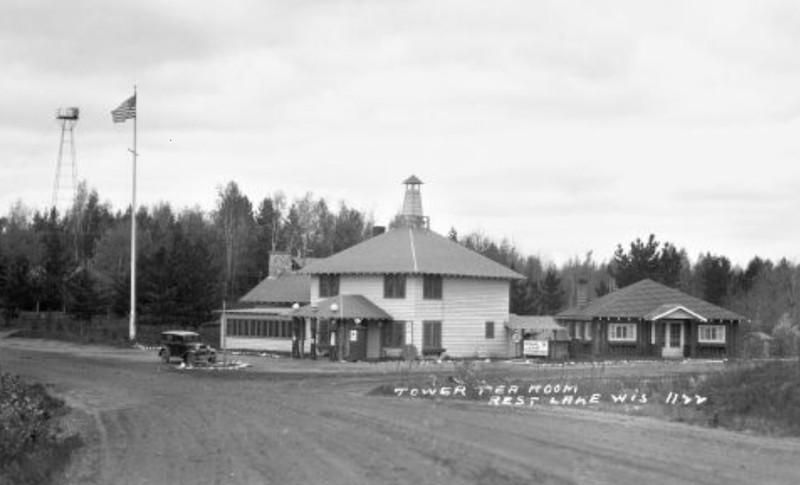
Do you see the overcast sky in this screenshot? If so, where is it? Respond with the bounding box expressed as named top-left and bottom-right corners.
top-left (3, 0), bottom-right (800, 267)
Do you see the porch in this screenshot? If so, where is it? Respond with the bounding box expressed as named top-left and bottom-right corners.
top-left (292, 294), bottom-right (393, 362)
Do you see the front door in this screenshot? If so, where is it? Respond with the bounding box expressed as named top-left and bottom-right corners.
top-left (662, 321), bottom-right (684, 358)
top-left (346, 325), bottom-right (367, 362)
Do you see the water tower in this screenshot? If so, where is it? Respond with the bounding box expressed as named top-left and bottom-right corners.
top-left (52, 107), bottom-right (79, 213)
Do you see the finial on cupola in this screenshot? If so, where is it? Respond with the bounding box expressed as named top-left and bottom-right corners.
top-left (401, 175), bottom-right (429, 228)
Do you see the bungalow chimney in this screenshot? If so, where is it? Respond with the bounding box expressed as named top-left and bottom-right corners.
top-left (576, 278), bottom-right (589, 307)
top-left (400, 175), bottom-right (429, 228)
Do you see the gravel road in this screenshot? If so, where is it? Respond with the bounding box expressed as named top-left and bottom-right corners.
top-left (1, 336), bottom-right (798, 485)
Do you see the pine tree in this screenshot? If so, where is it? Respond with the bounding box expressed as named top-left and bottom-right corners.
top-left (611, 234), bottom-right (684, 288)
top-left (539, 267), bottom-right (565, 314)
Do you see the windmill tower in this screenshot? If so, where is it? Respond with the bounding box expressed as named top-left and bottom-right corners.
top-left (52, 107), bottom-right (79, 214)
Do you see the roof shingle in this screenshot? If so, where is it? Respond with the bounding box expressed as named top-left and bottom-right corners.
top-left (238, 273), bottom-right (311, 305)
top-left (556, 279), bottom-right (747, 322)
top-left (300, 227), bottom-right (524, 280)
top-left (292, 295), bottom-right (392, 320)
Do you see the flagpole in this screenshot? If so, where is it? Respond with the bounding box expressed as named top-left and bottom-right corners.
top-left (129, 85), bottom-right (138, 341)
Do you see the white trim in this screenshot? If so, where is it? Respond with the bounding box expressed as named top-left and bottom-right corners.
top-left (651, 305), bottom-right (707, 322)
top-left (665, 321), bottom-right (684, 349)
top-left (608, 323), bottom-right (637, 342)
top-left (698, 324), bottom-right (726, 343)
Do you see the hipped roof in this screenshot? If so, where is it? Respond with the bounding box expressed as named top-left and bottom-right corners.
top-left (300, 226), bottom-right (524, 280)
top-left (556, 279), bottom-right (747, 322)
top-left (292, 295), bottom-right (392, 320)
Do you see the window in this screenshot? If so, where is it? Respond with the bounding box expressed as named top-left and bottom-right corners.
top-left (227, 319), bottom-right (292, 339)
top-left (384, 275), bottom-right (406, 299)
top-left (485, 321), bottom-right (495, 339)
top-left (423, 275), bottom-right (443, 300)
top-left (608, 323), bottom-right (636, 342)
top-left (423, 321), bottom-right (442, 350)
top-left (319, 275), bottom-right (340, 297)
top-left (382, 321), bottom-right (406, 347)
top-left (698, 325), bottom-right (726, 343)
top-left (584, 322), bottom-right (592, 341)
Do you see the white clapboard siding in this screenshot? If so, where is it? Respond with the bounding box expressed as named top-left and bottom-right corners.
top-left (312, 274), bottom-right (511, 358)
top-left (436, 278), bottom-right (510, 358)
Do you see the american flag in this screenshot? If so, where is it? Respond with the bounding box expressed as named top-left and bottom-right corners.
top-left (111, 94), bottom-right (136, 123)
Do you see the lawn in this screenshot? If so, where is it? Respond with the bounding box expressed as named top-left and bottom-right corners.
top-left (375, 358), bottom-right (800, 437)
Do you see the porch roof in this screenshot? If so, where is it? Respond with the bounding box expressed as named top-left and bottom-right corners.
top-left (643, 304), bottom-right (708, 322)
top-left (292, 294), bottom-right (392, 320)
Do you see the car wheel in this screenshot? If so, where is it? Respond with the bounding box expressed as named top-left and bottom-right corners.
top-left (184, 352), bottom-right (196, 366)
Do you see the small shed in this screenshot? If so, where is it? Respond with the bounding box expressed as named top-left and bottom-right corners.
top-left (744, 331), bottom-right (774, 359)
top-left (506, 315), bottom-right (569, 359)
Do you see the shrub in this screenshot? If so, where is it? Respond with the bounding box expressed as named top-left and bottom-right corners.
top-left (401, 344), bottom-right (419, 361)
top-left (771, 316), bottom-right (800, 358)
top-left (0, 373), bottom-right (81, 485)
top-left (698, 361), bottom-right (800, 436)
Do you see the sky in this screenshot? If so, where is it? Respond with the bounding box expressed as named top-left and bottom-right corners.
top-left (3, 0), bottom-right (800, 267)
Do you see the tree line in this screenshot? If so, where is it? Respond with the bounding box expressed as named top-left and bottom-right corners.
top-left (1, 184), bottom-right (799, 354)
top-left (0, 181), bottom-right (372, 326)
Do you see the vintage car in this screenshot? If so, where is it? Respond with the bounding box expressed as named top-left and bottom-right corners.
top-left (158, 330), bottom-right (217, 365)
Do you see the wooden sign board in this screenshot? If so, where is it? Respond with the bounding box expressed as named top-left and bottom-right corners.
top-left (524, 339), bottom-right (549, 357)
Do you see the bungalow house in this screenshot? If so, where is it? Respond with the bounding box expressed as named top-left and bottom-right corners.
top-left (292, 176), bottom-right (525, 360)
top-left (555, 279), bottom-right (748, 360)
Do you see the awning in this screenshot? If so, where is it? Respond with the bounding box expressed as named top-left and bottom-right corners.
top-left (292, 295), bottom-right (392, 320)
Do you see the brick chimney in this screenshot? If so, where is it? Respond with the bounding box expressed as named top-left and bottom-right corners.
top-left (576, 278), bottom-right (589, 307)
top-left (268, 251), bottom-right (293, 278)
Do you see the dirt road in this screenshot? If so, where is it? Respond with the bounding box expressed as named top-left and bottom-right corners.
top-left (1, 336), bottom-right (798, 485)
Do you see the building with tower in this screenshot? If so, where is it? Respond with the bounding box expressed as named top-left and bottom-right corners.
top-left (223, 175), bottom-right (525, 360)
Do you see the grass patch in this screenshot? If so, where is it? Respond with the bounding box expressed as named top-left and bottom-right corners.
top-left (9, 315), bottom-right (219, 348)
top-left (374, 359), bottom-right (800, 437)
top-left (0, 373), bottom-right (82, 485)
top-left (696, 360), bottom-right (800, 436)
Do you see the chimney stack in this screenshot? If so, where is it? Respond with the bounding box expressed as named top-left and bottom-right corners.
top-left (576, 278), bottom-right (589, 307)
top-left (268, 251), bottom-right (293, 278)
